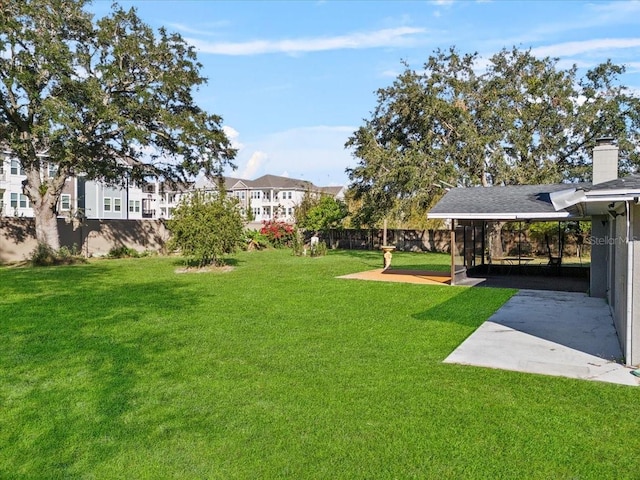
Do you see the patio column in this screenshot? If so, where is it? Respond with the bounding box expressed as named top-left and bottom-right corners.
top-left (450, 221), bottom-right (456, 286)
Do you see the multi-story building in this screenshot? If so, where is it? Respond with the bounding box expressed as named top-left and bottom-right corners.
top-left (196, 174), bottom-right (344, 226)
top-left (1, 153), bottom-right (344, 225)
top-left (0, 153), bottom-right (76, 218)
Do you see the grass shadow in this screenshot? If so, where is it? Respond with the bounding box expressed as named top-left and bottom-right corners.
top-left (0, 264), bottom-right (206, 475)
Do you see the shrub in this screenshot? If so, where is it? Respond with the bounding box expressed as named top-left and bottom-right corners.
top-left (310, 240), bottom-right (328, 257)
top-left (245, 229), bottom-right (270, 251)
top-left (167, 191), bottom-right (245, 267)
top-left (30, 243), bottom-right (85, 266)
top-left (291, 228), bottom-right (305, 256)
top-left (108, 245), bottom-right (140, 258)
top-left (260, 220), bottom-right (294, 248)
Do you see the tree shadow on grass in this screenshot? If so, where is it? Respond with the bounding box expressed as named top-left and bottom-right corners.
top-left (411, 287), bottom-right (516, 329)
top-left (0, 264), bottom-right (209, 476)
top-left (168, 255), bottom-right (244, 268)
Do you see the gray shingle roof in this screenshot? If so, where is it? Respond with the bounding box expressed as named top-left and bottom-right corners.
top-left (585, 174), bottom-right (640, 191)
top-left (429, 183), bottom-right (590, 219)
top-left (251, 174), bottom-right (314, 190)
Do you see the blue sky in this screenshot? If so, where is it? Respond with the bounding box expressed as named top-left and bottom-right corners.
top-left (89, 0), bottom-right (640, 187)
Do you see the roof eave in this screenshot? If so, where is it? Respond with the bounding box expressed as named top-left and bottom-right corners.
top-left (427, 212), bottom-right (572, 220)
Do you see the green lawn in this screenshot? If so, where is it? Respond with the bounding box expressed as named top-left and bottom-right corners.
top-left (1, 249), bottom-right (639, 479)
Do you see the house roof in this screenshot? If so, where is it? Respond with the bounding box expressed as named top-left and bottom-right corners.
top-left (250, 174), bottom-right (314, 190)
top-left (428, 183), bottom-right (590, 220)
top-left (584, 174), bottom-right (640, 192)
top-left (195, 173), bottom-right (344, 196)
top-left (319, 186), bottom-right (344, 196)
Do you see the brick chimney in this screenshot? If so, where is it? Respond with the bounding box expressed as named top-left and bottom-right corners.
top-left (592, 137), bottom-right (619, 185)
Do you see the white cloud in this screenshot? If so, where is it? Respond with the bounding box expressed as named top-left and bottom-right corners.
top-left (531, 38), bottom-right (640, 58)
top-left (222, 125), bottom-right (243, 149)
top-left (230, 126), bottom-right (356, 186)
top-left (166, 20), bottom-right (231, 36)
top-left (240, 151), bottom-right (268, 179)
top-left (381, 69), bottom-right (401, 78)
top-left (186, 26), bottom-right (427, 56)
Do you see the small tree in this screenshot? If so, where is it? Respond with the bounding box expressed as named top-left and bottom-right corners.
top-left (167, 191), bottom-right (244, 267)
top-left (297, 195), bottom-right (348, 233)
top-left (297, 195), bottom-right (348, 248)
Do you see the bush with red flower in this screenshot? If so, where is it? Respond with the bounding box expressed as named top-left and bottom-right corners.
top-left (260, 220), bottom-right (295, 248)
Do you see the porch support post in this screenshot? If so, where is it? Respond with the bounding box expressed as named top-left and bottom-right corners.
top-left (450, 220), bottom-right (456, 286)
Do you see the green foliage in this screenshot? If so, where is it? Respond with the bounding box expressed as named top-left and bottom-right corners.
top-left (29, 243), bottom-right (85, 266)
top-left (346, 47), bottom-right (640, 226)
top-left (107, 245), bottom-right (152, 259)
top-left (167, 191), bottom-right (245, 267)
top-left (310, 240), bottom-right (328, 257)
top-left (0, 1), bottom-right (235, 249)
top-left (290, 228), bottom-right (305, 256)
top-left (244, 229), bottom-right (270, 251)
top-left (528, 222), bottom-right (563, 242)
top-left (528, 221), bottom-right (591, 242)
top-left (297, 195), bottom-right (348, 232)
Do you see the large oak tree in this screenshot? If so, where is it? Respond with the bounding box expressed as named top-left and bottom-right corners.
top-left (0, 0), bottom-right (235, 249)
top-left (346, 47), bottom-right (640, 227)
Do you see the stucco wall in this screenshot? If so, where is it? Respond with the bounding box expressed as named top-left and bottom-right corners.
top-left (0, 218), bottom-right (169, 263)
top-left (590, 215), bottom-right (608, 298)
top-left (631, 204), bottom-right (640, 365)
top-left (611, 212), bottom-right (628, 359)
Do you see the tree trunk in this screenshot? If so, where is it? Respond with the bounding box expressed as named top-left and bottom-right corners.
top-left (486, 221), bottom-right (505, 262)
top-left (24, 166), bottom-right (65, 251)
top-left (33, 199), bottom-right (61, 250)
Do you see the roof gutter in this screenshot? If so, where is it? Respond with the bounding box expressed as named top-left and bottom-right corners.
top-left (550, 187), bottom-right (639, 210)
top-left (427, 212), bottom-right (571, 220)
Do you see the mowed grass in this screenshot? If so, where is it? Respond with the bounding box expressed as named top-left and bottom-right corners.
top-left (1, 249), bottom-right (639, 479)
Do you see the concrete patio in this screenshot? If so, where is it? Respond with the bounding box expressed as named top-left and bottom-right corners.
top-left (444, 289), bottom-right (639, 386)
top-left (338, 268), bottom-right (637, 385)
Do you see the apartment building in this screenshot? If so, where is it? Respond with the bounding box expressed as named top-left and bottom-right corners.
top-left (1, 153), bottom-right (344, 224)
top-left (195, 174), bottom-right (345, 225)
top-left (0, 154), bottom-right (76, 218)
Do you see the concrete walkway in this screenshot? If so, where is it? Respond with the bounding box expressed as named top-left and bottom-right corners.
top-left (444, 290), bottom-right (638, 386)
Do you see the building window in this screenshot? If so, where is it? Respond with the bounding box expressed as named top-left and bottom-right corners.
top-left (19, 194), bottom-right (29, 208)
top-left (251, 191), bottom-right (261, 199)
top-left (10, 193), bottom-right (18, 208)
top-left (114, 198), bottom-right (121, 212)
top-left (10, 159), bottom-right (24, 175)
top-left (104, 197), bottom-right (111, 212)
top-left (60, 194), bottom-right (71, 211)
top-left (48, 163), bottom-right (57, 178)
top-left (287, 192), bottom-right (292, 199)
top-left (129, 200), bottom-right (140, 213)
top-left (288, 207), bottom-right (293, 216)
top-left (252, 207), bottom-right (261, 217)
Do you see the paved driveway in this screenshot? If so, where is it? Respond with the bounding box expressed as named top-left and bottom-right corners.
top-left (444, 290), bottom-right (638, 386)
